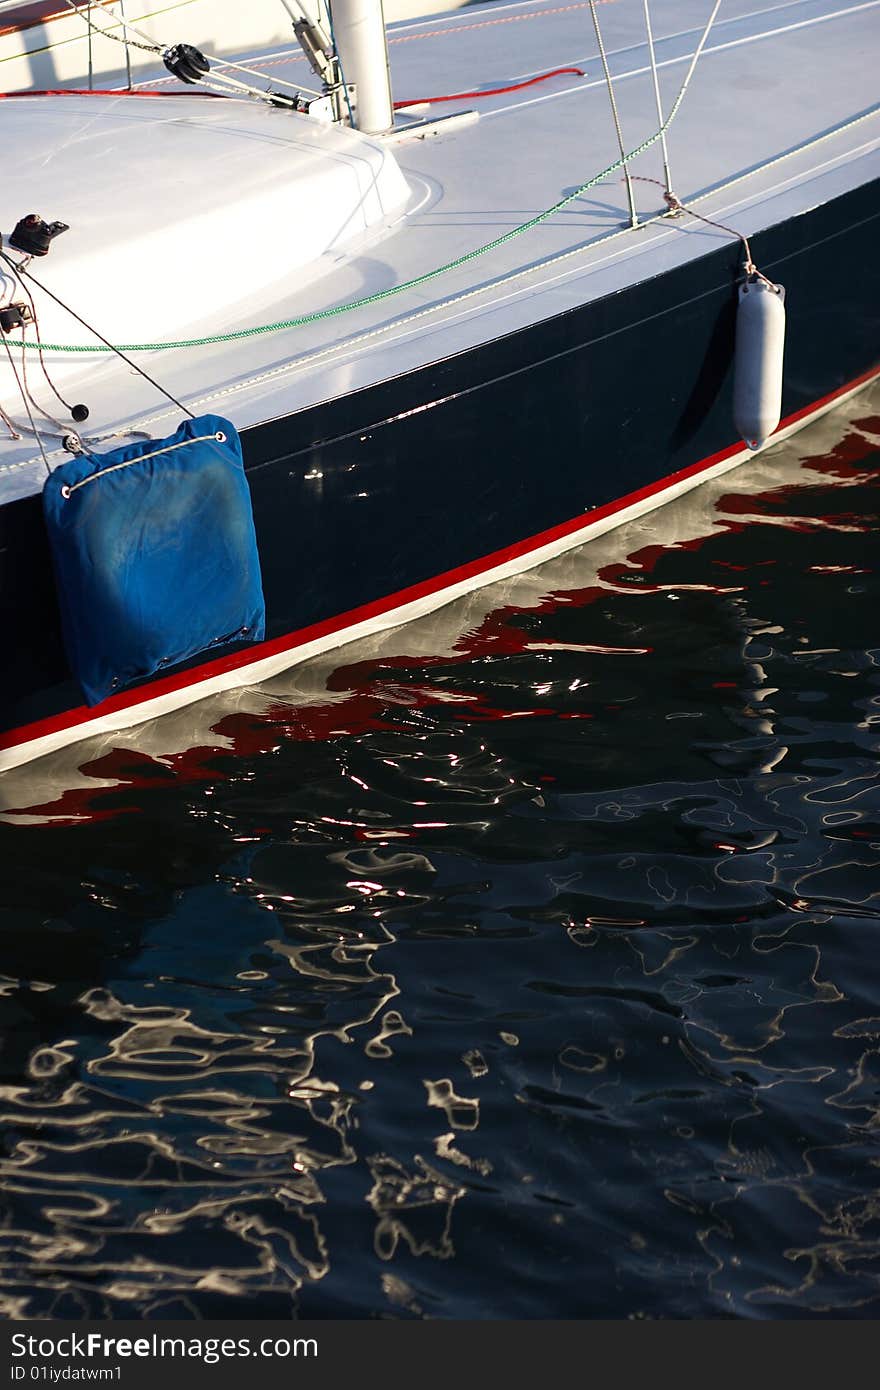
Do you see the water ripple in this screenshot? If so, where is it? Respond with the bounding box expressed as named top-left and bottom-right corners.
top-left (0, 390), bottom-right (878, 1317)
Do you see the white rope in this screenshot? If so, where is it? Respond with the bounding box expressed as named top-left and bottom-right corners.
top-left (60, 432), bottom-right (226, 495)
top-left (205, 54), bottom-right (321, 98)
top-left (674, 0), bottom-right (723, 110)
top-left (59, 0), bottom-right (160, 55)
top-left (65, 0), bottom-right (167, 56)
top-left (188, 65), bottom-right (292, 104)
top-left (58, 0), bottom-right (304, 106)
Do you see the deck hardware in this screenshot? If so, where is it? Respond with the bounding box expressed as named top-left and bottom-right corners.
top-left (0, 303), bottom-right (33, 335)
top-left (162, 43), bottom-right (210, 85)
top-left (9, 214), bottom-right (69, 259)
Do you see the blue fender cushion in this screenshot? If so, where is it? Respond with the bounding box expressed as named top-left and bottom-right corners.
top-left (43, 414), bottom-right (265, 706)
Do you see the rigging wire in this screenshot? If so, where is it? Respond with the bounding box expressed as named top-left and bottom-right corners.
top-left (642, 0), bottom-right (674, 202)
top-left (86, 0), bottom-right (93, 90)
top-left (638, 0), bottom-right (722, 212)
top-left (588, 0), bottom-right (638, 228)
top-left (1, 251), bottom-right (194, 419)
top-left (119, 0), bottom-right (133, 90)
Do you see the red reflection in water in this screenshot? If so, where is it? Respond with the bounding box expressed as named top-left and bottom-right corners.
top-left (9, 419), bottom-right (877, 827)
top-left (801, 419), bottom-right (880, 480)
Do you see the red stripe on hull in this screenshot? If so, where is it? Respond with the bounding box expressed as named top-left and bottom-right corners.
top-left (2, 363), bottom-right (878, 757)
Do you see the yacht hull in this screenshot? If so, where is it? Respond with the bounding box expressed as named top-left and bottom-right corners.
top-left (2, 175), bottom-right (878, 771)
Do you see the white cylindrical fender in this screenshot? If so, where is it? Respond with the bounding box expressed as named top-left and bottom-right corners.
top-left (732, 277), bottom-right (786, 451)
top-left (331, 0), bottom-right (394, 134)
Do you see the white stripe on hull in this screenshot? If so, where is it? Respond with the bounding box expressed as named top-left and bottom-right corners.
top-left (2, 368), bottom-right (875, 775)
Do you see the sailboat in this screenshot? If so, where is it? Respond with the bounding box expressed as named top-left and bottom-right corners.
top-left (0, 0), bottom-right (878, 772)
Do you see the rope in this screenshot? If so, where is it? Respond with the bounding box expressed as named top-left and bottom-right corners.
top-left (21, 0), bottom-right (733, 356)
top-left (633, 177), bottom-right (779, 286)
top-left (0, 331), bottom-right (50, 472)
top-left (19, 332), bottom-right (67, 433)
top-left (4, 253), bottom-right (195, 414)
top-left (394, 67), bottom-right (585, 109)
top-left (670, 0), bottom-right (722, 113)
top-left (200, 52), bottom-right (320, 98)
top-left (190, 70), bottom-right (297, 106)
top-left (58, 1), bottom-right (301, 108)
top-left (2, 253), bottom-right (79, 417)
top-left (59, 0), bottom-right (161, 56)
top-left (60, 430), bottom-right (225, 496)
top-left (3, 73), bottom-right (585, 107)
top-left (0, 87), bottom-right (222, 97)
top-left (0, 403), bottom-right (22, 442)
top-left (588, 0), bottom-right (638, 228)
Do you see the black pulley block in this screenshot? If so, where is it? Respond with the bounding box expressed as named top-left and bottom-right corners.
top-left (0, 304), bottom-right (31, 334)
top-left (8, 214), bottom-right (69, 257)
top-left (162, 43), bottom-right (210, 84)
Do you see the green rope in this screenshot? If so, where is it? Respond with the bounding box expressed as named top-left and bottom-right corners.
top-left (26, 85), bottom-right (704, 356)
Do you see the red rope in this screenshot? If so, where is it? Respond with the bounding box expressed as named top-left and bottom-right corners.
top-left (4, 65), bottom-right (585, 108)
top-left (393, 65), bottom-right (585, 110)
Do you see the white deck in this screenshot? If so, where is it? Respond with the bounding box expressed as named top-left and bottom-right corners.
top-left (1, 0), bottom-right (878, 502)
top-left (0, 99), bottom-right (410, 356)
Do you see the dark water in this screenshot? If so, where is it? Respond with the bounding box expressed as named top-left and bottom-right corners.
top-left (1, 395), bottom-right (878, 1320)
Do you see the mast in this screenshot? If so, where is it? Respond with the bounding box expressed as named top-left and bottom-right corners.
top-left (329, 0), bottom-right (394, 134)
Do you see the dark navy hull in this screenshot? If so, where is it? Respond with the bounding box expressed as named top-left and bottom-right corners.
top-left (2, 177), bottom-right (879, 758)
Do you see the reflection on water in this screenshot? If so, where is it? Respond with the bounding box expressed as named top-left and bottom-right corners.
top-left (0, 388), bottom-right (878, 1318)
